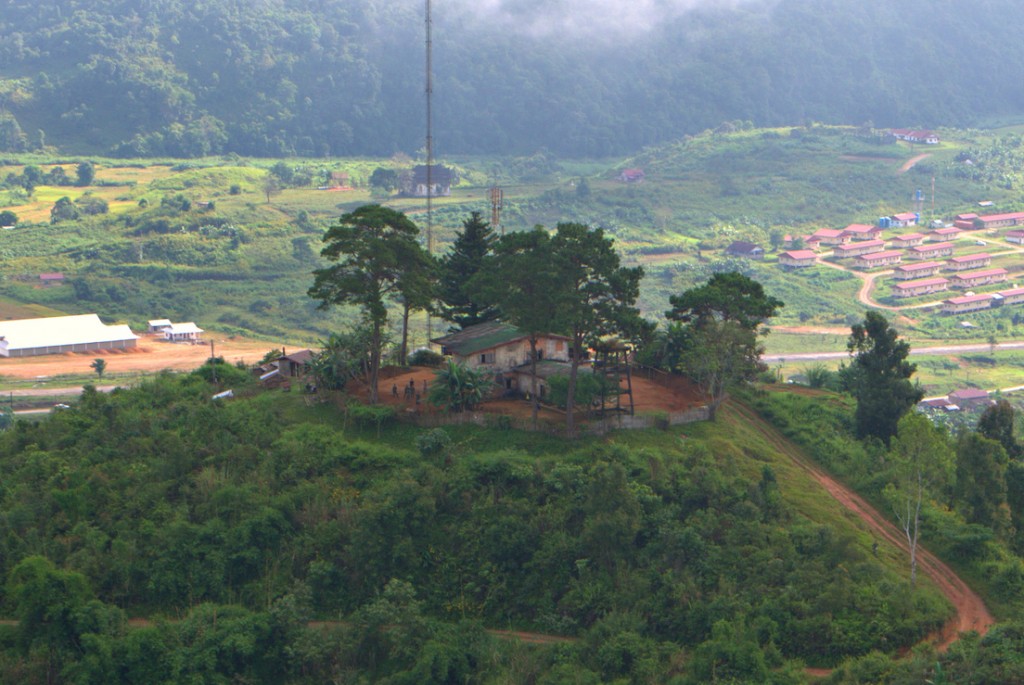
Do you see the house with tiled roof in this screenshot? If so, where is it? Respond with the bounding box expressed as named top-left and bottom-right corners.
top-left (973, 212), bottom-right (1024, 230)
top-left (954, 213), bottom-right (980, 230)
top-left (432, 321), bottom-right (570, 374)
top-left (806, 228), bottom-right (849, 247)
top-left (725, 241), bottom-right (764, 259)
top-left (890, 212), bottom-right (920, 228)
top-left (1006, 229), bottom-right (1024, 245)
top-left (930, 227), bottom-right (962, 241)
top-left (948, 388), bottom-right (992, 409)
top-left (998, 287), bottom-right (1024, 306)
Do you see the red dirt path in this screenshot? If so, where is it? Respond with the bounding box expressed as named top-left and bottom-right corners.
top-left (728, 399), bottom-right (993, 651)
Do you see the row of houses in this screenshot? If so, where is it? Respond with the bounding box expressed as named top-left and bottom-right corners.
top-left (0, 314), bottom-right (207, 358)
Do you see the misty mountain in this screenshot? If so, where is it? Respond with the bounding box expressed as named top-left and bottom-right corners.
top-left (2, 0), bottom-right (1023, 158)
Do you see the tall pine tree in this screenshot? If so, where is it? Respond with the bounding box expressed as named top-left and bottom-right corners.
top-left (438, 212), bottom-right (499, 329)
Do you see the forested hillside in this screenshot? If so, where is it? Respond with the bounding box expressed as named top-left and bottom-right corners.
top-left (2, 0), bottom-right (1024, 157)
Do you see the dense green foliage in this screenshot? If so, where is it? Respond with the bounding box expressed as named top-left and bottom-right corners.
top-left (0, 374), bottom-right (957, 681)
top-left (4, 1), bottom-right (1024, 156)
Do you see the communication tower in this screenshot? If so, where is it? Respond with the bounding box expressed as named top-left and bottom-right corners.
top-left (489, 186), bottom-right (504, 234)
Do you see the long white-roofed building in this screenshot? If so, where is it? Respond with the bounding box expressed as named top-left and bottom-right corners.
top-left (0, 314), bottom-right (138, 357)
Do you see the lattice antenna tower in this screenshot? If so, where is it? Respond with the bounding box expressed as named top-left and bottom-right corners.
top-left (489, 185), bottom-right (504, 235)
top-left (425, 0), bottom-right (434, 340)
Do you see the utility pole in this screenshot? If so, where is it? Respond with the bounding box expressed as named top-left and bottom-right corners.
top-left (209, 339), bottom-right (217, 383)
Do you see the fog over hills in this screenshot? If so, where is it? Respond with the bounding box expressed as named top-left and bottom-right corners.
top-left (1, 0), bottom-right (1022, 157)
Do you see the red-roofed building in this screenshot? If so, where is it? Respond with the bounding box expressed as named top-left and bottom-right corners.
top-left (1006, 229), bottom-right (1024, 245)
top-left (890, 233), bottom-right (925, 248)
top-left (908, 242), bottom-right (955, 260)
top-left (941, 294), bottom-right (994, 315)
top-left (946, 253), bottom-right (992, 271)
top-left (948, 388), bottom-right (992, 409)
top-left (854, 250), bottom-right (903, 269)
top-left (890, 129), bottom-right (940, 144)
top-left (998, 287), bottom-right (1024, 305)
top-left (894, 261), bottom-right (943, 280)
top-left (954, 213), bottom-right (980, 230)
top-left (39, 272), bottom-right (65, 287)
top-left (930, 227), bottom-right (961, 241)
top-left (890, 212), bottom-right (920, 228)
top-left (974, 212), bottom-right (1024, 229)
top-left (833, 239), bottom-right (885, 259)
top-left (778, 250), bottom-right (817, 268)
top-left (806, 228), bottom-right (849, 247)
top-left (617, 168), bottom-right (645, 183)
top-left (950, 267), bottom-right (1008, 289)
top-left (841, 224), bottom-right (883, 241)
top-left (893, 277), bottom-right (949, 298)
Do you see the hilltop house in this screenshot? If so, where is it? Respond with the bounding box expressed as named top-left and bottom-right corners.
top-left (889, 212), bottom-right (920, 228)
top-left (840, 224), bottom-right (883, 241)
top-left (890, 129), bottom-right (940, 144)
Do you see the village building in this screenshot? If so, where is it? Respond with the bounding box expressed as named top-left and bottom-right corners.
top-left (890, 129), bottom-right (940, 144)
top-left (893, 261), bottom-right (943, 280)
top-left (950, 267), bottom-right (1009, 289)
top-left (1006, 229), bottom-right (1024, 245)
top-left (998, 287), bottom-right (1024, 306)
top-left (892, 277), bottom-right (949, 298)
top-left (907, 242), bottom-right (955, 260)
top-left (888, 212), bottom-right (920, 228)
top-left (929, 227), bottom-right (962, 241)
top-left (778, 250), bottom-right (817, 268)
top-left (941, 293), bottom-right (994, 315)
top-left (725, 241), bottom-right (764, 259)
top-left (833, 239), bottom-right (885, 259)
top-left (947, 388), bottom-right (992, 410)
top-left (889, 233), bottom-right (925, 248)
top-left (277, 349), bottom-right (314, 377)
top-left (854, 250), bottom-right (902, 269)
top-left (162, 322), bottom-right (204, 343)
top-left (953, 213), bottom-right (980, 230)
top-left (0, 313), bottom-right (138, 357)
top-left (971, 211), bottom-right (1024, 230)
top-left (39, 272), bottom-right (64, 287)
top-left (840, 224), bottom-right (883, 241)
top-left (147, 319), bottom-right (173, 333)
top-left (946, 253), bottom-right (992, 271)
top-left (617, 168), bottom-right (645, 183)
top-left (400, 164), bottom-right (457, 197)
top-left (806, 228), bottom-right (850, 247)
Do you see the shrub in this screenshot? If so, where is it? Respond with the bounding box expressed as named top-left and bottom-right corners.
top-left (408, 348), bottom-right (445, 367)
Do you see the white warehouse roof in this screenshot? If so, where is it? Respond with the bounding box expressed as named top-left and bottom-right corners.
top-left (0, 314), bottom-right (138, 356)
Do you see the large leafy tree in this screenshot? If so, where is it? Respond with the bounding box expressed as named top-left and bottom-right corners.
top-left (846, 311), bottom-right (923, 443)
top-left (438, 211), bottom-right (499, 329)
top-left (549, 223), bottom-right (645, 434)
top-left (666, 272), bottom-right (782, 414)
top-left (308, 205), bottom-right (433, 404)
top-left (470, 227), bottom-right (569, 427)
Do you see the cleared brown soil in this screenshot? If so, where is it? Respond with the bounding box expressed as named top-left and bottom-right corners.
top-left (0, 334), bottom-right (274, 380)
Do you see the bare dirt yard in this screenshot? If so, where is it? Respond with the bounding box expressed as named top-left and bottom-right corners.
top-left (0, 334), bottom-right (274, 380)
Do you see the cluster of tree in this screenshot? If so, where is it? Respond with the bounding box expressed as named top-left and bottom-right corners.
top-left (310, 206), bottom-right (649, 434)
top-left (2, 161), bottom-right (93, 195)
top-left (4, 0), bottom-right (1024, 156)
top-left (0, 372), bottom-right (952, 682)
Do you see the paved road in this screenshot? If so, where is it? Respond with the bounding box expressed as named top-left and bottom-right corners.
top-left (764, 340), bottom-right (1024, 363)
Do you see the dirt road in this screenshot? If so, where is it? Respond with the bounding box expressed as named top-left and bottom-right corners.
top-left (764, 339), bottom-right (1024, 363)
top-left (899, 153), bottom-right (932, 174)
top-left (728, 400), bottom-right (993, 649)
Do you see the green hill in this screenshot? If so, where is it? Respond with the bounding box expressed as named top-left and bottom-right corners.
top-left (0, 372), bottom-right (960, 683)
top-left (4, 0), bottom-right (1024, 157)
